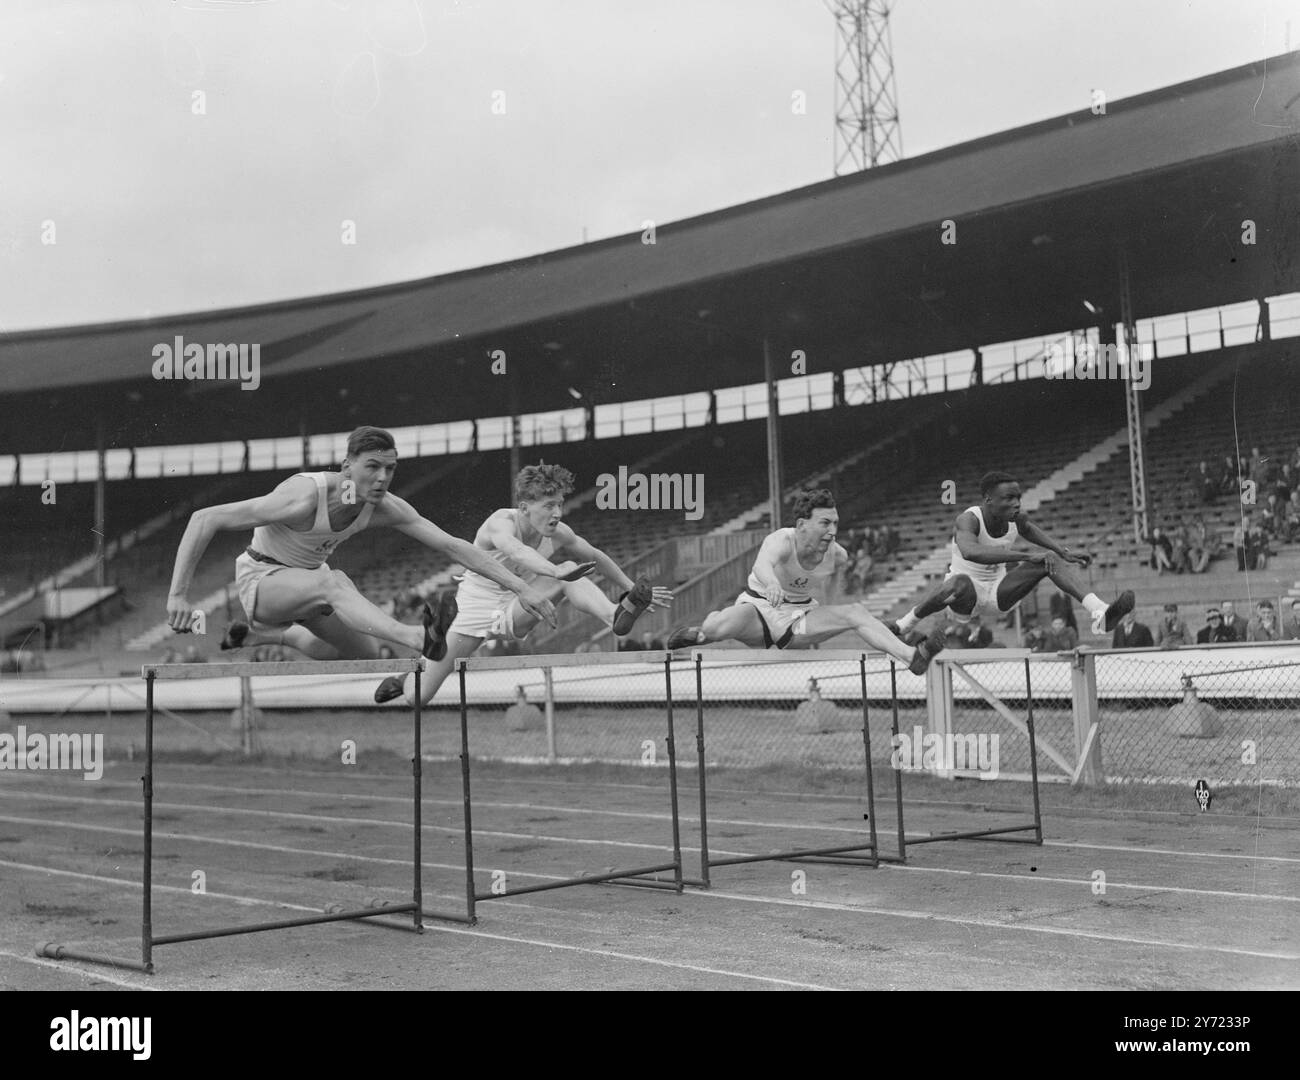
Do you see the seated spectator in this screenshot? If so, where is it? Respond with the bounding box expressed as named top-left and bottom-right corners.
top-left (1154, 603), bottom-right (1190, 648)
top-left (1111, 610), bottom-right (1154, 648)
top-left (1281, 598), bottom-right (1300, 641)
top-left (1186, 516), bottom-right (1212, 573)
top-left (1276, 463), bottom-right (1295, 504)
top-left (1220, 600), bottom-right (1248, 640)
top-left (616, 634), bottom-right (644, 651)
top-left (1218, 455), bottom-right (1239, 497)
top-left (1145, 527), bottom-right (1173, 573)
top-left (945, 613), bottom-right (992, 649)
top-left (1260, 494), bottom-right (1283, 541)
top-left (1247, 600), bottom-right (1281, 642)
top-left (1043, 616), bottom-right (1078, 652)
top-left (1194, 460), bottom-right (1218, 505)
top-left (1249, 447), bottom-right (1273, 493)
top-left (1021, 617), bottom-right (1048, 653)
top-left (1285, 490), bottom-right (1300, 544)
top-left (1170, 523), bottom-right (1191, 574)
top-left (1248, 518), bottom-right (1271, 570)
top-left (1048, 590), bottom-right (1078, 632)
top-left (1195, 608), bottom-right (1234, 644)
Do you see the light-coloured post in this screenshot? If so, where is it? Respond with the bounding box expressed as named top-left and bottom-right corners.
top-left (543, 667), bottom-right (557, 763)
top-left (1070, 651), bottom-right (1102, 786)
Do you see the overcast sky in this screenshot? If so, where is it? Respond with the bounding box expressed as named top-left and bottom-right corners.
top-left (0, 0), bottom-right (1293, 333)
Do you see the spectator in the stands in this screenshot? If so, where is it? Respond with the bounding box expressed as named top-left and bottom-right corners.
top-left (1145, 527), bottom-right (1174, 573)
top-left (1220, 600), bottom-right (1248, 640)
top-left (1248, 516), bottom-right (1271, 570)
top-left (1021, 617), bottom-right (1047, 653)
top-left (1048, 590), bottom-right (1078, 632)
top-left (1218, 455), bottom-right (1239, 498)
top-left (1248, 447), bottom-right (1270, 492)
top-left (1154, 603), bottom-right (1190, 648)
top-left (1111, 610), bottom-right (1154, 648)
top-left (1170, 522), bottom-right (1191, 574)
top-left (159, 645), bottom-right (181, 664)
top-left (945, 613), bottom-right (992, 649)
top-left (1247, 600), bottom-right (1281, 642)
top-left (1284, 490), bottom-right (1300, 544)
top-left (1276, 463), bottom-right (1295, 504)
top-left (1043, 615), bottom-right (1078, 652)
top-left (639, 630), bottom-right (665, 651)
top-left (1194, 460), bottom-right (1218, 504)
top-left (183, 644), bottom-right (207, 663)
top-left (1196, 608), bottom-right (1234, 644)
top-left (1186, 516), bottom-right (1213, 573)
top-left (1281, 598), bottom-right (1300, 641)
top-left (616, 633), bottom-right (643, 651)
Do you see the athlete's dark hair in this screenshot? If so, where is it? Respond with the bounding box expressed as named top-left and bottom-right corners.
top-left (345, 426), bottom-right (396, 460)
top-left (791, 488), bottom-right (836, 523)
top-left (515, 463), bottom-right (575, 504)
top-left (979, 471), bottom-right (1019, 497)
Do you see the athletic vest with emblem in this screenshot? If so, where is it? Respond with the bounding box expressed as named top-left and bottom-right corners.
top-left (249, 472), bottom-right (374, 569)
top-left (749, 528), bottom-right (840, 601)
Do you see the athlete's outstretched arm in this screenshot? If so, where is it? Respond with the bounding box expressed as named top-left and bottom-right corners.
top-left (953, 511), bottom-right (1047, 566)
top-left (554, 525), bottom-right (673, 608)
top-left (385, 498), bottom-right (558, 625)
top-left (1015, 517), bottom-right (1092, 566)
top-left (166, 477), bottom-right (317, 631)
top-left (484, 515), bottom-right (585, 579)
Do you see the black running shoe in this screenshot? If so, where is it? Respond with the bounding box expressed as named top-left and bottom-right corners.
top-left (421, 596), bottom-right (458, 661)
top-left (220, 622), bottom-right (249, 651)
top-left (908, 628), bottom-right (947, 676)
top-left (374, 675), bottom-right (406, 704)
top-left (666, 625), bottom-right (703, 651)
top-left (612, 576), bottom-right (654, 636)
top-left (1102, 590), bottom-right (1136, 633)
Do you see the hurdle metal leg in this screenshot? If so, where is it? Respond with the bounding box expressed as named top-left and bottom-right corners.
top-left (39, 659), bottom-right (432, 975)
top-left (689, 653), bottom-right (883, 886)
top-left (887, 656), bottom-right (1044, 858)
top-left (457, 653), bottom-right (685, 907)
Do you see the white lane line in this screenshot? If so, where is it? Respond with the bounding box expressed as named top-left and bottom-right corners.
top-left (0, 949), bottom-right (157, 991)
top-left (687, 889), bottom-right (1300, 961)
top-left (0, 859), bottom-right (833, 991)
top-left (6, 784), bottom-right (1296, 868)
top-left (0, 790), bottom-right (675, 855)
top-left (7, 811), bottom-right (1294, 907)
top-left (877, 861), bottom-right (1300, 903)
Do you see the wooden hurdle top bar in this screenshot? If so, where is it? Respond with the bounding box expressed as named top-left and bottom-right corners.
top-left (458, 649), bottom-right (890, 672)
top-left (142, 659), bottom-right (425, 679)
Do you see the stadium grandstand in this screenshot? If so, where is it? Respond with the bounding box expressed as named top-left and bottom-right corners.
top-left (2, 54), bottom-right (1297, 678)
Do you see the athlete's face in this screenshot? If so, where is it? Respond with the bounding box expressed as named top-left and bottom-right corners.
top-left (522, 494), bottom-right (564, 535)
top-left (797, 508), bottom-right (839, 551)
top-left (984, 482), bottom-right (1021, 523)
top-left (344, 450), bottom-right (397, 504)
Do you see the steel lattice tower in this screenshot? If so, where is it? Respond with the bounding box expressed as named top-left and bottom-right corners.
top-left (832, 0), bottom-right (903, 174)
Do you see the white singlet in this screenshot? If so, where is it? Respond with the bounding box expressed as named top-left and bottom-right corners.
top-left (947, 506), bottom-right (1018, 582)
top-left (747, 529), bottom-right (842, 601)
top-left (452, 510), bottom-right (554, 640)
top-left (248, 472), bottom-right (374, 568)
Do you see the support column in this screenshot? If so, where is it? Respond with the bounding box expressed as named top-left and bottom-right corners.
top-left (1118, 252), bottom-right (1148, 545)
top-left (509, 379), bottom-right (522, 482)
top-left (763, 335), bottom-right (783, 530)
top-left (94, 414), bottom-right (106, 588)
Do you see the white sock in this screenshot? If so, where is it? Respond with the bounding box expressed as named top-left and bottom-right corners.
top-left (897, 609), bottom-right (920, 632)
top-left (1082, 593), bottom-right (1107, 616)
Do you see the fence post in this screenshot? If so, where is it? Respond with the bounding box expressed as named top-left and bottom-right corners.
top-left (926, 658), bottom-right (955, 779)
top-left (543, 667), bottom-right (557, 763)
top-left (1070, 651), bottom-right (1102, 786)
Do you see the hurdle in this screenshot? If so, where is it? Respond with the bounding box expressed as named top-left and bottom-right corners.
top-left (688, 650), bottom-right (888, 887)
top-left (38, 658), bottom-right (443, 975)
top-left (455, 651), bottom-right (685, 915)
top-left (879, 652), bottom-right (1043, 862)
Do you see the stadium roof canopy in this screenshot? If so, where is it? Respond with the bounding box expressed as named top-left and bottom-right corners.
top-left (2, 52), bottom-right (1297, 452)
